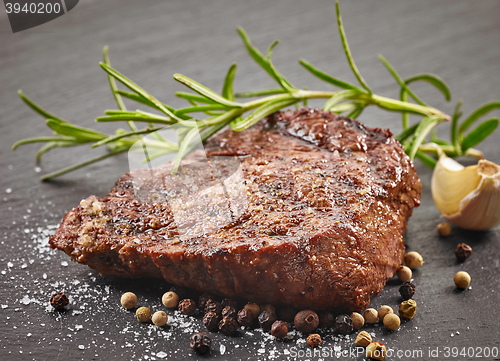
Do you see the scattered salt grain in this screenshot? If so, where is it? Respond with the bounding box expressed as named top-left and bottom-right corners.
top-left (296, 338), bottom-right (306, 348)
top-left (220, 344), bottom-right (226, 355)
top-left (156, 351), bottom-right (167, 359)
top-left (20, 296), bottom-right (32, 305)
top-left (5, 188), bottom-right (12, 194)
top-left (61, 261), bottom-right (68, 267)
top-left (78, 345), bottom-right (85, 350)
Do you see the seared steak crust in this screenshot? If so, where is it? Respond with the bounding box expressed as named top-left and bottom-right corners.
top-left (49, 108), bottom-right (421, 312)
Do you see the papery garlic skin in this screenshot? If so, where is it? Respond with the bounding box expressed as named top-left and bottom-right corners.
top-left (431, 157), bottom-right (500, 230)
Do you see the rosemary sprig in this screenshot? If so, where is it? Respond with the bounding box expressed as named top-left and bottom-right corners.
top-left (12, 0), bottom-right (498, 180)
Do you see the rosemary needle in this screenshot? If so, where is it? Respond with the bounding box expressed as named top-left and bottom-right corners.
top-left (13, 0), bottom-right (498, 180)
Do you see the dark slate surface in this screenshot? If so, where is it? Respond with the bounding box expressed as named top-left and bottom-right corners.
top-left (0, 1), bottom-right (499, 360)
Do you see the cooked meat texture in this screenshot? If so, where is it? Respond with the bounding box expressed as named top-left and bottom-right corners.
top-left (49, 108), bottom-right (421, 312)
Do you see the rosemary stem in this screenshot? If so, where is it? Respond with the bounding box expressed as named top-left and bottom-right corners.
top-left (366, 94), bottom-right (450, 121)
top-left (103, 46), bottom-right (137, 133)
top-left (40, 149), bottom-right (127, 181)
top-left (142, 138), bottom-right (178, 151)
top-left (243, 91), bottom-right (449, 122)
top-left (15, 17), bottom-right (496, 180)
top-left (418, 144), bottom-right (483, 159)
top-left (242, 91), bottom-right (337, 111)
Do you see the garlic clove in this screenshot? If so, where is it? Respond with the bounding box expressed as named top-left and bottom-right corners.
top-left (431, 156), bottom-right (500, 230)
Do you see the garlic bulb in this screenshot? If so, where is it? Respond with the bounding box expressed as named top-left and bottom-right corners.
top-left (431, 155), bottom-right (500, 230)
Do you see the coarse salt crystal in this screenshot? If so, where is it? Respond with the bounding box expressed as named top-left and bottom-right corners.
top-left (220, 345), bottom-right (226, 355)
top-left (78, 345), bottom-right (85, 350)
top-left (156, 351), bottom-right (167, 359)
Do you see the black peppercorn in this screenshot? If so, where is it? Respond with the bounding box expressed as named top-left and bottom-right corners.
top-left (178, 299), bottom-right (196, 315)
top-left (260, 304), bottom-right (276, 314)
top-left (270, 320), bottom-right (288, 338)
top-left (203, 311), bottom-right (221, 331)
top-left (204, 299), bottom-right (222, 315)
top-left (190, 332), bottom-right (211, 354)
top-left (294, 310), bottom-right (319, 334)
top-left (198, 292), bottom-right (213, 310)
top-left (219, 316), bottom-right (239, 335)
top-left (243, 303), bottom-right (260, 319)
top-left (237, 308), bottom-right (254, 327)
top-left (221, 298), bottom-right (238, 309)
top-left (334, 314), bottom-right (353, 335)
top-left (50, 292), bottom-right (69, 311)
top-left (258, 310), bottom-right (277, 330)
top-left (399, 281), bottom-right (416, 300)
top-left (222, 306), bottom-right (237, 319)
top-left (169, 286), bottom-right (187, 300)
top-left (455, 243), bottom-right (472, 262)
top-left (318, 311), bottom-right (334, 329)
top-left (277, 306), bottom-right (296, 323)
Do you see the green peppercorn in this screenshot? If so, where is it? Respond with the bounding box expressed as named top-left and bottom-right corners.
top-left (136, 307), bottom-right (151, 322)
top-left (399, 299), bottom-right (417, 320)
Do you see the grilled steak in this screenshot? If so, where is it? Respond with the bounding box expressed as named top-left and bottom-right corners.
top-left (49, 108), bottom-right (421, 312)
